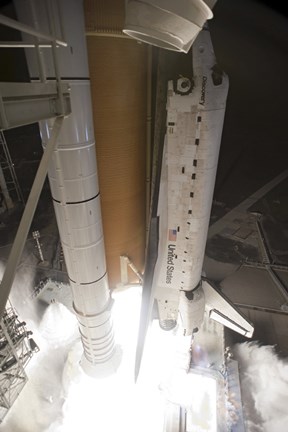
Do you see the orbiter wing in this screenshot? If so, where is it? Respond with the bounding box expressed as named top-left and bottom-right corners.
top-left (202, 278), bottom-right (254, 338)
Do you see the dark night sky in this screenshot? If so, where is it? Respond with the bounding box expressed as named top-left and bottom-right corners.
top-left (205, 0), bottom-right (288, 354)
top-left (209, 0), bottom-right (288, 209)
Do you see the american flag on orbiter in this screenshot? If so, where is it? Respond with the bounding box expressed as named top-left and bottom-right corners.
top-left (168, 228), bottom-right (177, 241)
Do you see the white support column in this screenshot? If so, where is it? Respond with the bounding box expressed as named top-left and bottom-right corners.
top-left (0, 165), bottom-right (13, 210)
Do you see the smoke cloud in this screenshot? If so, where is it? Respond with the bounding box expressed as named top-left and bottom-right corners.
top-left (233, 341), bottom-right (288, 432)
top-left (0, 300), bottom-right (79, 432)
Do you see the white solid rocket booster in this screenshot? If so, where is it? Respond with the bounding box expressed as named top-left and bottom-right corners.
top-left (14, 0), bottom-right (116, 375)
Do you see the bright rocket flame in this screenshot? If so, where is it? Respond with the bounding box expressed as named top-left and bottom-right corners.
top-left (139, 319), bottom-right (218, 432)
top-left (48, 285), bottom-right (218, 432)
top-left (52, 341), bottom-right (167, 432)
top-left (48, 286), bottom-right (167, 432)
top-left (185, 374), bottom-right (217, 432)
top-left (162, 370), bottom-right (217, 432)
top-left (0, 283), bottom-right (219, 431)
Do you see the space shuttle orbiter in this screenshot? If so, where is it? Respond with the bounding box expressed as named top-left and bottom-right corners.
top-left (135, 28), bottom-right (254, 377)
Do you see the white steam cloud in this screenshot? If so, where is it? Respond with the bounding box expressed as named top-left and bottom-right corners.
top-left (233, 342), bottom-right (288, 432)
top-left (0, 301), bottom-right (79, 432)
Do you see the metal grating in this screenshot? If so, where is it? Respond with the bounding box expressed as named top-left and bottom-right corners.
top-left (0, 301), bottom-right (39, 423)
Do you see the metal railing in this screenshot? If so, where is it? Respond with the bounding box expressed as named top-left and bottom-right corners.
top-left (0, 0), bottom-right (68, 128)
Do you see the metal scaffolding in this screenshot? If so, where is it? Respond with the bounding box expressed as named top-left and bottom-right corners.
top-left (0, 301), bottom-right (39, 423)
top-left (0, 130), bottom-right (24, 207)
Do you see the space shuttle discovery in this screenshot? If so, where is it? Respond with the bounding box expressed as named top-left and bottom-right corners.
top-left (136, 28), bottom-right (253, 375)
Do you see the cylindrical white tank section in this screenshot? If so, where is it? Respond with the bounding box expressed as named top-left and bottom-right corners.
top-left (40, 84), bottom-right (115, 372)
top-left (14, 0), bottom-right (117, 375)
top-left (123, 0), bottom-right (213, 53)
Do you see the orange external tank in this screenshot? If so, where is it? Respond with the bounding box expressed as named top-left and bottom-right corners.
top-left (84, 0), bottom-right (148, 288)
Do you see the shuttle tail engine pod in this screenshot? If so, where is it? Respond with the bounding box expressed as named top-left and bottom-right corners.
top-left (14, 0), bottom-right (119, 377)
top-left (123, 0), bottom-right (214, 53)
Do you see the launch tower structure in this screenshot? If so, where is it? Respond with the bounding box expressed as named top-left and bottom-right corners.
top-left (0, 301), bottom-right (38, 423)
